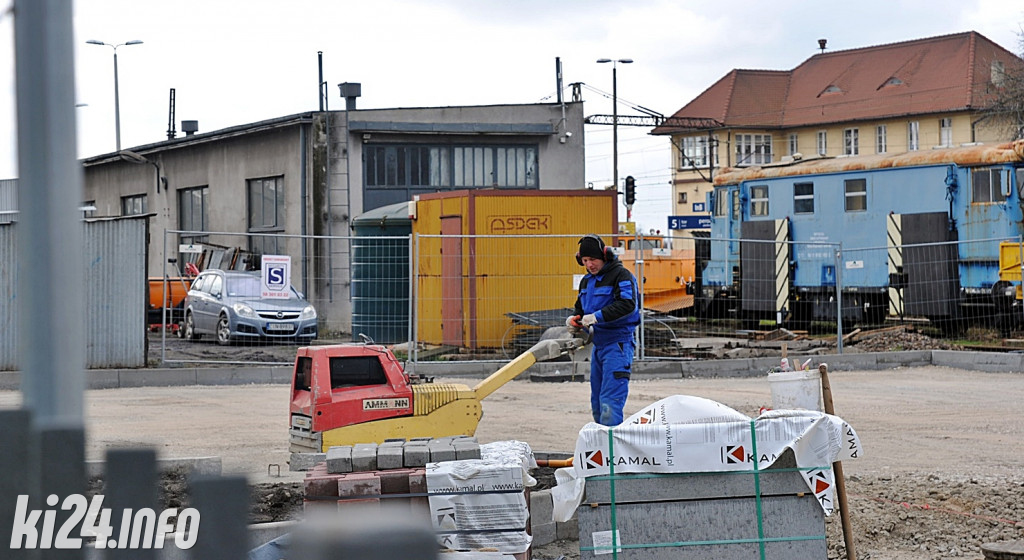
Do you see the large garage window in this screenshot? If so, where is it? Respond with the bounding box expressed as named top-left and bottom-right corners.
top-left (365, 144), bottom-right (536, 189)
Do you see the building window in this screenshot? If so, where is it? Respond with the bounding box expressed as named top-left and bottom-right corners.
top-left (939, 117), bottom-right (953, 147)
top-left (908, 121), bottom-right (920, 151)
top-left (81, 200), bottom-right (96, 219)
top-left (677, 191), bottom-right (687, 204)
top-left (680, 136), bottom-right (714, 168)
top-left (972, 168), bottom-right (1006, 203)
top-left (750, 185), bottom-right (769, 216)
top-left (845, 179), bottom-right (867, 211)
top-left (248, 176), bottom-right (284, 256)
top-left (788, 134), bottom-right (798, 156)
top-left (794, 182), bottom-right (814, 214)
top-left (843, 129), bottom-right (859, 156)
top-left (121, 194), bottom-right (147, 216)
top-left (735, 134), bottom-right (772, 166)
top-left (713, 188), bottom-right (728, 217)
top-left (817, 131), bottom-right (827, 156)
top-left (366, 143), bottom-right (538, 189)
top-left (876, 125), bottom-right (887, 154)
top-left (178, 186), bottom-right (209, 244)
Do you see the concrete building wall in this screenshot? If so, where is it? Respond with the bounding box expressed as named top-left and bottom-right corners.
top-left (80, 102), bottom-right (586, 337)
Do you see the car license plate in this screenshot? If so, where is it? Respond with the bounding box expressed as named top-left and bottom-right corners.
top-left (267, 323), bottom-right (295, 332)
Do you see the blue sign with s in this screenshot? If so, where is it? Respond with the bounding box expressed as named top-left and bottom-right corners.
top-left (668, 215), bottom-right (712, 230)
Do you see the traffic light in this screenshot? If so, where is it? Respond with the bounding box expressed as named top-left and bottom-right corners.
top-left (624, 176), bottom-right (636, 206)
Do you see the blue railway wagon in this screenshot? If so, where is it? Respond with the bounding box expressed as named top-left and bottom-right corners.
top-left (697, 141), bottom-right (1024, 330)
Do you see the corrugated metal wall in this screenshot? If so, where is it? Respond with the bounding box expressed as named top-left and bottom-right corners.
top-left (0, 179), bottom-right (16, 224)
top-left (0, 217), bottom-right (147, 370)
top-left (0, 224), bottom-right (16, 369)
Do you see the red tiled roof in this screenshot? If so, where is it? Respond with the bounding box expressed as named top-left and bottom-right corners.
top-left (653, 31), bottom-right (1023, 135)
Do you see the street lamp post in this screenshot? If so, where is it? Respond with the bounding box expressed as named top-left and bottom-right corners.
top-left (597, 57), bottom-right (633, 219)
top-left (86, 39), bottom-right (143, 152)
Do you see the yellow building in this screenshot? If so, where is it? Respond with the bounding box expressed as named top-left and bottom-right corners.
top-left (653, 31), bottom-right (1024, 249)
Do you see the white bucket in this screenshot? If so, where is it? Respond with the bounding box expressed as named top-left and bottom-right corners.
top-left (767, 369), bottom-right (823, 411)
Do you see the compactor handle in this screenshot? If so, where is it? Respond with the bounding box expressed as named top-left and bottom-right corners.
top-left (471, 336), bottom-right (588, 400)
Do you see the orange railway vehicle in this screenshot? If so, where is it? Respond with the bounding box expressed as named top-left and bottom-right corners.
top-left (617, 236), bottom-right (696, 314)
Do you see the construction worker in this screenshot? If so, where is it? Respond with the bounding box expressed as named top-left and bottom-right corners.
top-left (566, 234), bottom-right (641, 426)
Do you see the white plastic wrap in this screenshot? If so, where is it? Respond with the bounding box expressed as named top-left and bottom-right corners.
top-left (552, 395), bottom-right (862, 522)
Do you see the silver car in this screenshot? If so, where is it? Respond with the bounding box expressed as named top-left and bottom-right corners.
top-left (182, 269), bottom-right (317, 345)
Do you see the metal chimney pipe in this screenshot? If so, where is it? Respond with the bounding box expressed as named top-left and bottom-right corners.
top-left (338, 82), bottom-right (361, 111)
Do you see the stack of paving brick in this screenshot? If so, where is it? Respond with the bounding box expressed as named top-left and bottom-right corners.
top-left (300, 436), bottom-right (532, 560)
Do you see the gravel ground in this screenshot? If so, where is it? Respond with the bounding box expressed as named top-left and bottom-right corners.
top-left (5, 351), bottom-right (1022, 560)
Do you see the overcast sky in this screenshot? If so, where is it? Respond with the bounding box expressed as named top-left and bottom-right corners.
top-left (1, 0), bottom-right (1022, 232)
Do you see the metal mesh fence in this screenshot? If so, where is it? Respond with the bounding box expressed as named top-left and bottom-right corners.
top-left (154, 229), bottom-right (1024, 366)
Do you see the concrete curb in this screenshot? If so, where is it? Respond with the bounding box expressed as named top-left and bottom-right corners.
top-left (2, 350), bottom-right (1021, 391)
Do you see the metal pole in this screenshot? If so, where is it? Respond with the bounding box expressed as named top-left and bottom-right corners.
top-left (114, 50), bottom-right (122, 151)
top-left (835, 244), bottom-right (844, 354)
top-left (15, 0), bottom-right (86, 426)
top-left (612, 64), bottom-right (619, 200)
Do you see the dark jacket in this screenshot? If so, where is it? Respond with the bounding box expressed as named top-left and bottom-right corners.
top-left (573, 256), bottom-right (640, 345)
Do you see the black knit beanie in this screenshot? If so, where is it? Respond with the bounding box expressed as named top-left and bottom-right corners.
top-left (578, 235), bottom-right (606, 260)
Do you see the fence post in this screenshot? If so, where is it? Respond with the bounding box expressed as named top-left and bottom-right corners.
top-left (411, 233), bottom-right (420, 365)
top-left (835, 243), bottom-right (844, 354)
top-left (634, 230), bottom-right (645, 360)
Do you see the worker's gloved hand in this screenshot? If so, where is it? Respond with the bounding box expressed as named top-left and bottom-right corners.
top-left (566, 315), bottom-right (583, 331)
top-left (581, 313), bottom-right (598, 327)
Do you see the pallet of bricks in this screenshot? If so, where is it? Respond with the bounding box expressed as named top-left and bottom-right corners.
top-left (553, 395), bottom-right (861, 559)
top-left (303, 436), bottom-right (535, 559)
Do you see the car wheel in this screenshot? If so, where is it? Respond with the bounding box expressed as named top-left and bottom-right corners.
top-left (216, 316), bottom-right (232, 346)
top-left (184, 313), bottom-right (200, 341)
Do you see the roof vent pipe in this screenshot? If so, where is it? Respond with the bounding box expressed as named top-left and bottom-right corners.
top-left (338, 82), bottom-right (361, 111)
top-left (818, 39), bottom-right (827, 53)
top-left (182, 120), bottom-right (198, 136)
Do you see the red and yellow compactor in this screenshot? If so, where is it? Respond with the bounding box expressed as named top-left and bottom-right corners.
top-left (288, 337), bottom-right (585, 452)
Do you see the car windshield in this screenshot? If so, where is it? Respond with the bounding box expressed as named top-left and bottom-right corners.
top-left (226, 275), bottom-right (300, 300)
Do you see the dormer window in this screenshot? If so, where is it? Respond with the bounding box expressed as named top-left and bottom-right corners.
top-left (818, 84), bottom-right (843, 97)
